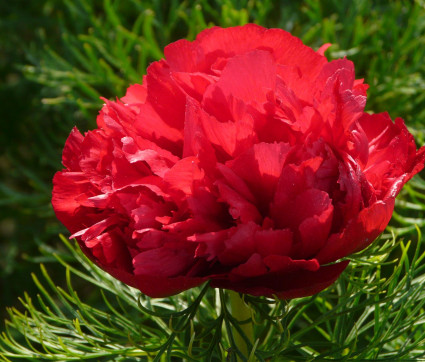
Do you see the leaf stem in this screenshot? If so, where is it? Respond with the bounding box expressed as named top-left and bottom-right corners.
top-left (228, 290), bottom-right (254, 360)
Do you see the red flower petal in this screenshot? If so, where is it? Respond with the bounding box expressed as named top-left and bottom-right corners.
top-left (254, 228), bottom-right (293, 257)
top-left (52, 171), bottom-right (100, 234)
top-left (62, 127), bottom-right (84, 170)
top-left (163, 157), bottom-right (205, 196)
top-left (204, 50), bottom-right (276, 107)
top-left (121, 83), bottom-right (147, 105)
top-left (215, 180), bottom-right (262, 224)
top-left (230, 254), bottom-right (268, 277)
top-left (218, 222), bottom-right (258, 265)
top-left (316, 200), bottom-right (394, 264)
top-left (211, 259), bottom-right (349, 299)
top-left (133, 244), bottom-right (196, 278)
top-left (274, 260), bottom-right (349, 299)
top-left (263, 255), bottom-right (320, 273)
top-left (229, 142), bottom-right (291, 209)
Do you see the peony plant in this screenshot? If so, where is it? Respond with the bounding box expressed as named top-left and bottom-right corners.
top-left (52, 24), bottom-right (424, 301)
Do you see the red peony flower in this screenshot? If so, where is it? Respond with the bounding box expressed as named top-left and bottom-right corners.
top-left (52, 24), bottom-right (425, 299)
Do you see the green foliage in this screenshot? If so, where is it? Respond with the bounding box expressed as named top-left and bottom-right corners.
top-left (2, 0), bottom-right (425, 360)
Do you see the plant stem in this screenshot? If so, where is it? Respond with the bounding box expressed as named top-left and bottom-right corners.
top-left (228, 290), bottom-right (254, 360)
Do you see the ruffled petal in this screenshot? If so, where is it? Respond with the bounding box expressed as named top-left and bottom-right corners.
top-left (316, 200), bottom-right (394, 264)
top-left (211, 260), bottom-right (349, 299)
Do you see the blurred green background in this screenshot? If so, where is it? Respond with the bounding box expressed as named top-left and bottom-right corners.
top-left (1, 0), bottom-right (425, 330)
